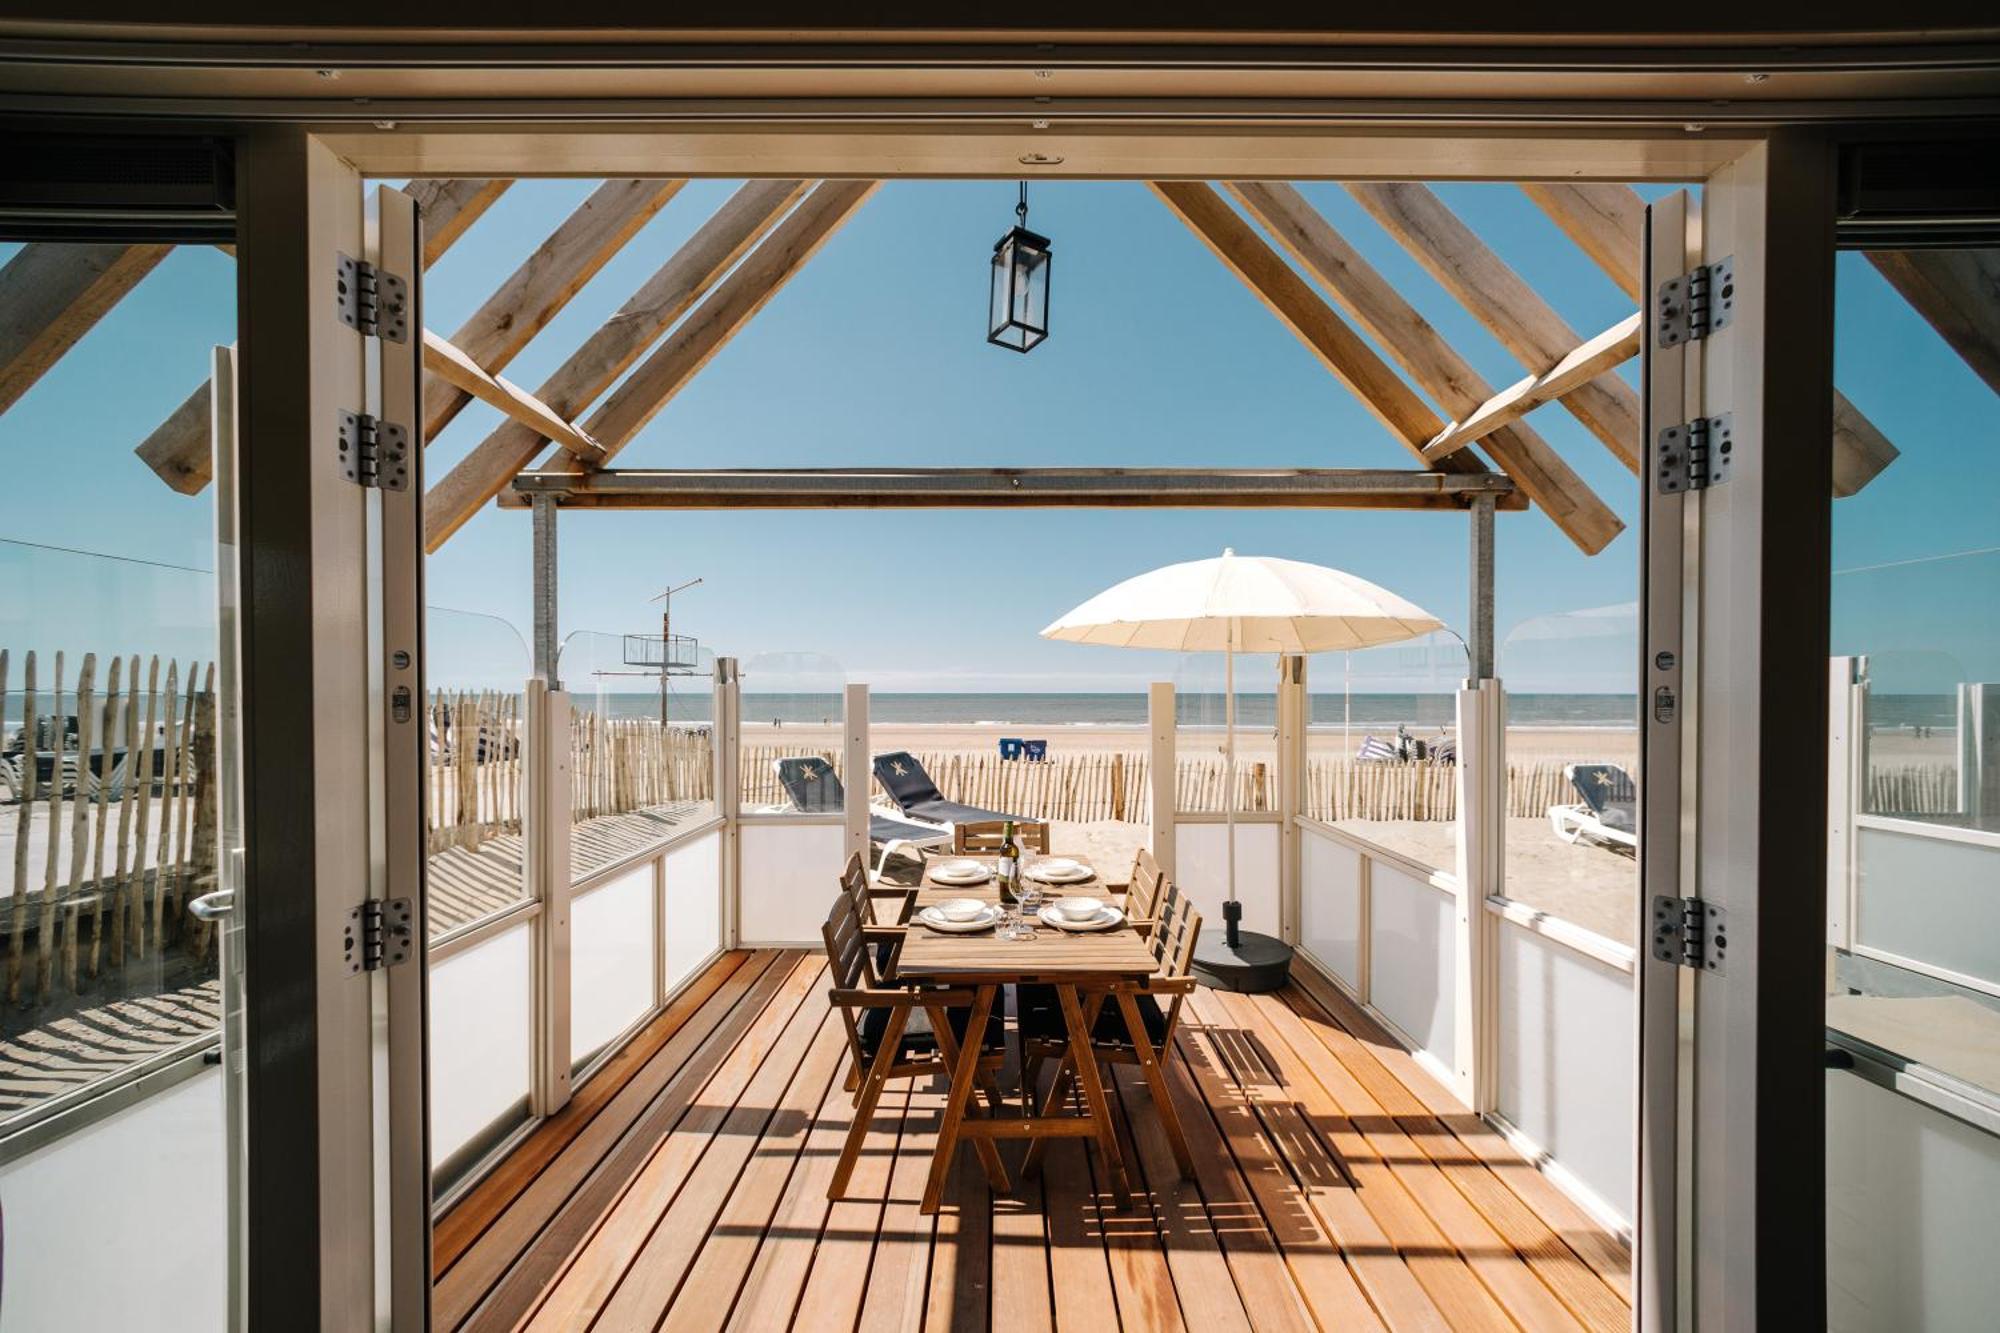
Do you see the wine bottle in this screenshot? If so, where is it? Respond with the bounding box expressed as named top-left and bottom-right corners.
top-left (997, 820), bottom-right (1020, 903)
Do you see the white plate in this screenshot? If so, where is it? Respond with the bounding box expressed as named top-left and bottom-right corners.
top-left (919, 904), bottom-right (1002, 933)
top-left (1037, 904), bottom-right (1126, 933)
top-left (1026, 864), bottom-right (1094, 884)
top-left (932, 864), bottom-right (991, 885)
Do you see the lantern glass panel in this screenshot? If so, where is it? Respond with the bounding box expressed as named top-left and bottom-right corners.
top-left (987, 226), bottom-right (1051, 352)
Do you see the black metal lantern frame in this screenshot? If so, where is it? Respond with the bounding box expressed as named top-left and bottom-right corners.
top-left (988, 182), bottom-right (1051, 352)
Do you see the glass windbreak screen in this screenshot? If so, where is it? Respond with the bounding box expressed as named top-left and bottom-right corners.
top-left (425, 607), bottom-right (530, 940)
top-left (1497, 602), bottom-right (1640, 946)
top-left (739, 651), bottom-right (844, 814)
top-left (561, 630), bottom-right (717, 872)
top-left (1173, 651), bottom-right (1279, 816)
top-left (1308, 631), bottom-right (1467, 875)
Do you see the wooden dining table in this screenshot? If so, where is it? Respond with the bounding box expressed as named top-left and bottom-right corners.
top-left (891, 855), bottom-right (1195, 1215)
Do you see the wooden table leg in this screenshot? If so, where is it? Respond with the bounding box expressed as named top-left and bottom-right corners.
top-left (926, 1001), bottom-right (1010, 1193)
top-left (1021, 990), bottom-right (1105, 1178)
top-left (1117, 989), bottom-right (1195, 1179)
top-left (1058, 984), bottom-right (1132, 1210)
top-left (830, 1002), bottom-right (908, 1199)
top-left (921, 983), bottom-right (996, 1215)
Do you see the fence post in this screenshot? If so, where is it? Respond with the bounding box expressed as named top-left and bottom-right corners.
top-left (1149, 681), bottom-right (1176, 884)
top-left (1452, 677), bottom-right (1503, 1113)
top-left (843, 683), bottom-right (870, 866)
top-left (1277, 654), bottom-right (1306, 946)
top-left (526, 678), bottom-right (573, 1116)
top-left (714, 658), bottom-right (742, 947)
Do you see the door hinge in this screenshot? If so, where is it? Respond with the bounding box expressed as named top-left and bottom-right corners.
top-left (1654, 413), bottom-right (1733, 495)
top-left (337, 410), bottom-right (410, 491)
top-left (1651, 894), bottom-right (1727, 973)
top-left (1655, 255), bottom-right (1734, 348)
top-left (343, 896), bottom-right (415, 975)
top-left (335, 253), bottom-right (409, 343)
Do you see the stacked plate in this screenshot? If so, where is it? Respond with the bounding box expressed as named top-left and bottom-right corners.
top-left (918, 898), bottom-right (1002, 933)
top-left (930, 859), bottom-right (991, 886)
top-left (1037, 896), bottom-right (1125, 933)
top-left (1025, 857), bottom-right (1094, 885)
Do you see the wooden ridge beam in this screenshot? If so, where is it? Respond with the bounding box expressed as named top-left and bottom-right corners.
top-left (422, 330), bottom-right (604, 464)
top-left (1348, 180), bottom-right (1644, 473)
top-left (1523, 180), bottom-right (1900, 496)
top-left (1867, 249), bottom-right (2000, 397)
top-left (424, 177), bottom-right (814, 549)
top-left (423, 178), bottom-right (686, 442)
top-left (1226, 180), bottom-right (1622, 554)
top-left (134, 176), bottom-right (513, 495)
top-left (501, 466), bottom-right (1527, 511)
top-left (1423, 312), bottom-right (1643, 462)
top-left (1148, 180), bottom-right (1485, 479)
top-left (0, 242), bottom-right (171, 415)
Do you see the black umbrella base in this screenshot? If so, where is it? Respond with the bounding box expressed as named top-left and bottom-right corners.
top-left (1190, 926), bottom-right (1294, 994)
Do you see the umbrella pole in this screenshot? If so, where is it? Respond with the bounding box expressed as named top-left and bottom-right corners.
top-left (1225, 620), bottom-right (1240, 948)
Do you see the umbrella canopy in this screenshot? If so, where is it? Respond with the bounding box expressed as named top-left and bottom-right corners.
top-left (1040, 549), bottom-right (1443, 652)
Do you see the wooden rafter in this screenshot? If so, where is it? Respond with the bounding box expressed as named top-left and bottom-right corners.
top-left (422, 330), bottom-right (603, 464)
top-left (1348, 181), bottom-right (1644, 473)
top-left (1523, 180), bottom-right (1900, 496)
top-left (1225, 181), bottom-right (1622, 554)
top-left (0, 242), bottom-right (171, 415)
top-left (423, 178), bottom-right (815, 549)
top-left (134, 177), bottom-right (514, 495)
top-left (423, 178), bottom-right (686, 442)
top-left (1868, 249), bottom-right (2000, 397)
top-left (1423, 313), bottom-right (1642, 462)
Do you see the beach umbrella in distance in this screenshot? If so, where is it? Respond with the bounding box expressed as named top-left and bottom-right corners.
top-left (1042, 549), bottom-right (1444, 991)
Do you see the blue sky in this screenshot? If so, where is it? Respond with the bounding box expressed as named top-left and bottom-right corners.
top-left (2, 181), bottom-right (1994, 694)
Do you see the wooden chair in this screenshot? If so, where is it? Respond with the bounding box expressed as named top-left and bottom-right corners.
top-left (1123, 846), bottom-right (1165, 921)
top-left (952, 819), bottom-right (1051, 855)
top-left (1016, 878), bottom-right (1203, 1115)
top-left (820, 877), bottom-right (1009, 1199)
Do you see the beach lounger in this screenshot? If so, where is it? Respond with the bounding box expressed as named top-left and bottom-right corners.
top-left (1548, 762), bottom-right (1638, 849)
top-left (774, 756), bottom-right (951, 872)
top-left (871, 750), bottom-right (1031, 828)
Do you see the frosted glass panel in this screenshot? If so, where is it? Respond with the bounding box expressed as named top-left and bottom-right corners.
top-left (572, 864), bottom-right (658, 1065)
top-left (1300, 828), bottom-right (1362, 990)
top-left (430, 923), bottom-right (532, 1166)
top-left (1173, 821), bottom-right (1281, 938)
top-left (665, 829), bottom-right (722, 994)
top-left (738, 822), bottom-right (844, 945)
top-left (1368, 862), bottom-right (1454, 1065)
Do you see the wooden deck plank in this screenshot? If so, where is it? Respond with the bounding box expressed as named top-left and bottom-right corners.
top-left (858, 1079), bottom-right (946, 1332)
top-left (1044, 1131), bottom-right (1122, 1330)
top-left (1092, 1068), bottom-right (1194, 1333)
top-left (790, 1082), bottom-right (911, 1332)
top-left (989, 1165), bottom-right (1054, 1333)
top-left (923, 1142), bottom-right (994, 1331)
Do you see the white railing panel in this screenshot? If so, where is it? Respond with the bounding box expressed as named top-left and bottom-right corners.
top-left (664, 828), bottom-right (723, 993)
top-left (739, 822), bottom-right (845, 945)
top-left (1368, 859), bottom-right (1455, 1069)
top-left (0, 1067), bottom-right (224, 1332)
top-left (1496, 917), bottom-right (1635, 1223)
top-left (429, 920), bottom-right (532, 1164)
top-left (1174, 821), bottom-right (1281, 937)
top-left (571, 862), bottom-right (657, 1065)
top-left (1855, 821), bottom-right (2000, 993)
top-left (1300, 825), bottom-right (1363, 990)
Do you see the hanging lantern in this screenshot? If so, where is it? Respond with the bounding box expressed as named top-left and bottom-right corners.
top-left (987, 181), bottom-right (1051, 352)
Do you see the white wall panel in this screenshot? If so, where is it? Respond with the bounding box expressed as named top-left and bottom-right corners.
top-left (571, 863), bottom-right (657, 1064)
top-left (1174, 821), bottom-right (1281, 937)
top-left (429, 921), bottom-right (532, 1164)
top-left (1856, 825), bottom-right (2000, 990)
top-left (0, 1068), bottom-right (225, 1333)
top-left (1300, 828), bottom-right (1363, 989)
top-left (1367, 860), bottom-right (1454, 1065)
top-left (664, 829), bottom-right (723, 993)
top-left (1495, 920), bottom-right (1635, 1223)
top-left (739, 821), bottom-right (845, 946)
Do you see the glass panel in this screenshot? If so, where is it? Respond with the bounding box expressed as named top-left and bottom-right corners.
top-left (739, 651), bottom-right (844, 814)
top-left (1498, 601), bottom-right (1641, 946)
top-left (0, 239), bottom-right (235, 1329)
top-left (1173, 651), bottom-right (1278, 816)
top-left (663, 829), bottom-right (722, 995)
top-left (1307, 631), bottom-right (1467, 874)
top-left (571, 863), bottom-right (657, 1069)
top-left (424, 607), bottom-right (530, 940)
top-left (429, 922), bottom-right (532, 1177)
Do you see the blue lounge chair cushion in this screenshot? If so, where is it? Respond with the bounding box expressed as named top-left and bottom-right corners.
top-left (778, 756), bottom-right (948, 848)
top-left (1570, 763), bottom-right (1636, 832)
top-left (872, 751), bottom-right (1026, 826)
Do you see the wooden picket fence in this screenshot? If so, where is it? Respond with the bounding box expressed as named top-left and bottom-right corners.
top-left (427, 691), bottom-right (524, 853)
top-left (569, 710), bottom-right (715, 823)
top-left (1, 649), bottom-right (216, 1005)
top-left (1865, 763), bottom-right (1961, 816)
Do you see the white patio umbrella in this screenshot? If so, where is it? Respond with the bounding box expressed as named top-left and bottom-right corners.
top-left (1042, 549), bottom-right (1443, 955)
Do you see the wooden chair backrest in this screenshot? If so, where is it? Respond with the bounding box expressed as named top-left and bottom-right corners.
top-left (1149, 879), bottom-right (1202, 978)
top-left (1126, 846), bottom-right (1163, 919)
top-left (821, 885), bottom-right (875, 992)
top-left (839, 851), bottom-right (871, 921)
top-left (952, 820), bottom-right (1051, 855)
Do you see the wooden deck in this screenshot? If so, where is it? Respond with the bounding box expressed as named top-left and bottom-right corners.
top-left (434, 949), bottom-right (1631, 1332)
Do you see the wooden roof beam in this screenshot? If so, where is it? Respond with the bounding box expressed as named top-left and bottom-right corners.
top-left (423, 178), bottom-right (686, 442)
top-left (134, 176), bottom-right (513, 495)
top-left (421, 330), bottom-right (604, 465)
top-left (1867, 249), bottom-right (2000, 397)
top-left (1224, 180), bottom-right (1622, 554)
top-left (1423, 312), bottom-right (1642, 463)
top-left (423, 177), bottom-right (815, 548)
top-left (1348, 181), bottom-right (1644, 473)
top-left (0, 242), bottom-right (171, 415)
top-left (1523, 180), bottom-right (1900, 496)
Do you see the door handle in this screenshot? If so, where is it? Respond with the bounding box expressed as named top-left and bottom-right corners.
top-left (189, 888), bottom-right (238, 922)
